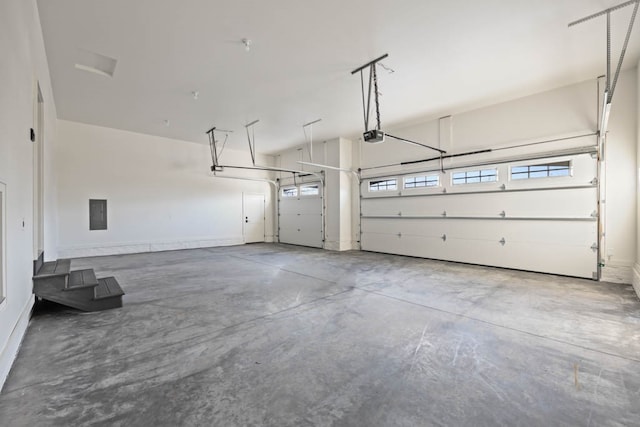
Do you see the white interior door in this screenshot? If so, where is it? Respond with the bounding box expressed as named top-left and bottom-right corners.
top-left (243, 193), bottom-right (265, 243)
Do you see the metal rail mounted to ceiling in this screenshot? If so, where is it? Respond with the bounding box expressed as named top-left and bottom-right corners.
top-left (206, 121), bottom-right (324, 183)
top-left (296, 116), bottom-right (362, 180)
top-left (569, 0), bottom-right (639, 143)
top-left (359, 132), bottom-right (599, 173)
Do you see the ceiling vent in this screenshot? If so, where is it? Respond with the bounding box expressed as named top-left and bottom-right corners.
top-left (74, 49), bottom-right (117, 78)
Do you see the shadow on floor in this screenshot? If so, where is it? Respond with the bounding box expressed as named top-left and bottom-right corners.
top-left (32, 298), bottom-right (83, 317)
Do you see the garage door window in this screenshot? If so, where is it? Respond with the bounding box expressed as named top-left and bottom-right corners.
top-left (282, 187), bottom-right (298, 197)
top-left (404, 175), bottom-right (439, 189)
top-left (369, 179), bottom-right (397, 192)
top-left (300, 184), bottom-right (320, 196)
top-left (511, 161), bottom-right (571, 180)
top-left (452, 169), bottom-right (497, 185)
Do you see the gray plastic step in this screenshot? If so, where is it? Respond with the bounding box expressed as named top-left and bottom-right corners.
top-left (34, 259), bottom-right (71, 278)
top-left (67, 269), bottom-right (98, 290)
top-left (94, 277), bottom-right (125, 300)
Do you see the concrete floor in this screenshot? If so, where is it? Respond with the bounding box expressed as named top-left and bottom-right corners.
top-left (1, 244), bottom-right (639, 426)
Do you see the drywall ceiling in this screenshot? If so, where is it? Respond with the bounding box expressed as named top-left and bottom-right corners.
top-left (37, 0), bottom-right (640, 154)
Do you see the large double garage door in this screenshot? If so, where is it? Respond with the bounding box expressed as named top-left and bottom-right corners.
top-left (361, 149), bottom-right (599, 279)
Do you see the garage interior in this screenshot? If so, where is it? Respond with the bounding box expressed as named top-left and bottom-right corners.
top-left (1, 0), bottom-right (640, 425)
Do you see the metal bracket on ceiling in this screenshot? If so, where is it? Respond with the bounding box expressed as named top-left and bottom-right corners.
top-left (245, 119), bottom-right (260, 166)
top-left (569, 0), bottom-right (639, 142)
top-left (206, 126), bottom-right (233, 172)
top-left (302, 118), bottom-right (322, 163)
top-left (351, 53), bottom-right (388, 133)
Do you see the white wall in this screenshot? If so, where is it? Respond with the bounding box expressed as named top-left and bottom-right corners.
top-left (0, 0), bottom-right (58, 391)
top-left (56, 121), bottom-right (275, 258)
top-left (604, 69), bottom-right (637, 284)
top-left (356, 71), bottom-right (637, 284)
top-left (323, 138), bottom-right (354, 251)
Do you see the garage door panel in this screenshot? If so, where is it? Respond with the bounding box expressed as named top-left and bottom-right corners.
top-left (362, 188), bottom-right (596, 219)
top-left (360, 152), bottom-right (598, 279)
top-left (362, 218), bottom-right (597, 245)
top-left (294, 198), bottom-right (322, 215)
top-left (362, 218), bottom-right (597, 278)
top-left (279, 228), bottom-right (323, 248)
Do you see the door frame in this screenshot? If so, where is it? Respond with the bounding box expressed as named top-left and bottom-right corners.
top-left (33, 82), bottom-right (44, 260)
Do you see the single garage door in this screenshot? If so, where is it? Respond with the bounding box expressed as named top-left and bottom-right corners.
top-left (360, 149), bottom-right (599, 279)
top-left (279, 182), bottom-right (324, 248)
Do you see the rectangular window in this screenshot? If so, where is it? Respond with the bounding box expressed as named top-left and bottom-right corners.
top-left (89, 199), bottom-right (108, 230)
top-left (281, 187), bottom-right (298, 198)
top-left (452, 169), bottom-right (497, 185)
top-left (511, 161), bottom-right (571, 180)
top-left (404, 175), bottom-right (440, 189)
top-left (300, 184), bottom-right (320, 196)
top-left (369, 179), bottom-right (397, 192)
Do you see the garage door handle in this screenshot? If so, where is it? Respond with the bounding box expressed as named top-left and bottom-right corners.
top-left (245, 217), bottom-right (248, 223)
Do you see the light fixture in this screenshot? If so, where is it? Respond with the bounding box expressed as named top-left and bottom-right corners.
top-left (242, 38), bottom-right (252, 52)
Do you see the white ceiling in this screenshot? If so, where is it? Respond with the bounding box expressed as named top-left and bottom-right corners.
top-left (37, 0), bottom-right (640, 154)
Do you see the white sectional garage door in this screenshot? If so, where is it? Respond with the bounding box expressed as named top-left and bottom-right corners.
top-left (360, 150), bottom-right (599, 279)
top-left (279, 182), bottom-right (324, 248)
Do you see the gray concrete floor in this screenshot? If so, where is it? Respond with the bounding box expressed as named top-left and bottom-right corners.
top-left (1, 243), bottom-right (639, 426)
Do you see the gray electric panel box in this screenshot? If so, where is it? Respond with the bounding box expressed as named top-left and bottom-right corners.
top-left (89, 199), bottom-right (107, 230)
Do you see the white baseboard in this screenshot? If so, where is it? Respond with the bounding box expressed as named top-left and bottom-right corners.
top-left (58, 237), bottom-right (245, 258)
top-left (0, 295), bottom-right (34, 393)
top-left (632, 263), bottom-right (640, 301)
top-left (600, 262), bottom-right (633, 284)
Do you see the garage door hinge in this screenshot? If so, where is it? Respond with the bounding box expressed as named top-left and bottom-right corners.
top-left (591, 243), bottom-right (598, 252)
top-left (397, 232), bottom-right (402, 238)
top-left (398, 211), bottom-right (402, 216)
top-left (590, 178), bottom-right (598, 185)
top-left (590, 211), bottom-right (598, 218)
top-left (441, 234), bottom-right (447, 242)
top-left (442, 210), bottom-right (447, 217)
top-left (499, 211), bottom-right (506, 218)
top-left (442, 188), bottom-right (447, 194)
top-left (499, 238), bottom-right (506, 246)
top-left (500, 184), bottom-right (506, 191)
